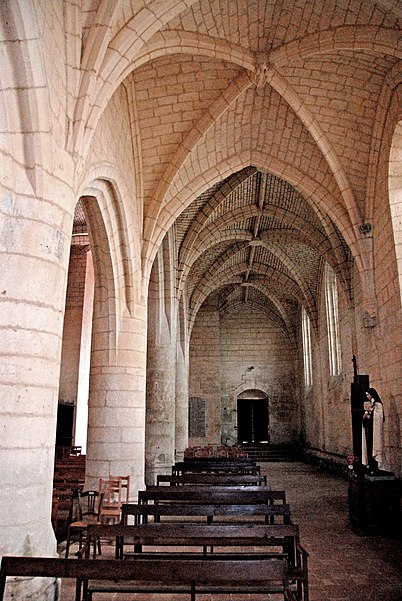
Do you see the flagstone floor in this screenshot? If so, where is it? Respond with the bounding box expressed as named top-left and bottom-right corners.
top-left (58, 462), bottom-right (402, 601)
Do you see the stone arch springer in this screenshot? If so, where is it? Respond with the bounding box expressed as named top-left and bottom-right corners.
top-left (78, 166), bottom-right (140, 364)
top-left (78, 163), bottom-right (140, 311)
top-left (72, 1), bottom-right (203, 162)
top-left (79, 193), bottom-right (117, 366)
top-left (0, 0), bottom-right (52, 197)
top-left (361, 73), bottom-right (402, 320)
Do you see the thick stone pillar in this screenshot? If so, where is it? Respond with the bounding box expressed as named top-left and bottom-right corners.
top-left (175, 339), bottom-right (189, 461)
top-left (145, 322), bottom-right (176, 484)
top-left (85, 305), bottom-right (147, 497)
top-left (144, 243), bottom-right (177, 484)
top-left (145, 249), bottom-right (176, 485)
top-left (0, 169), bottom-right (74, 599)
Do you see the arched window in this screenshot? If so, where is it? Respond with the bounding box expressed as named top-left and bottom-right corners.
top-left (301, 307), bottom-right (312, 387)
top-left (389, 121), bottom-right (402, 301)
top-left (324, 263), bottom-right (342, 375)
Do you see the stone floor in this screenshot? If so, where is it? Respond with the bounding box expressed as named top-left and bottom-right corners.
top-left (264, 462), bottom-right (402, 601)
top-left (58, 462), bottom-right (402, 601)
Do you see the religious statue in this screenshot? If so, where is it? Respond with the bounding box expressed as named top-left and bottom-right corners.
top-left (361, 387), bottom-right (388, 474)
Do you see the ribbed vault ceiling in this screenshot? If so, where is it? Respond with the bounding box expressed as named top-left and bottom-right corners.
top-left (70, 0), bottom-right (400, 341)
top-left (175, 167), bottom-right (351, 336)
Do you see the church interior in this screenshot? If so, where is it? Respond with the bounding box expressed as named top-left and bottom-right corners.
top-left (0, 1), bottom-right (401, 599)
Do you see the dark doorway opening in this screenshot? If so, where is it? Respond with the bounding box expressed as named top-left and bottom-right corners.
top-left (55, 403), bottom-right (74, 447)
top-left (237, 397), bottom-right (269, 444)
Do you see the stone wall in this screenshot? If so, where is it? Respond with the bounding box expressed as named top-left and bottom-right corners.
top-left (189, 299), bottom-right (299, 447)
top-left (307, 269), bottom-right (354, 458)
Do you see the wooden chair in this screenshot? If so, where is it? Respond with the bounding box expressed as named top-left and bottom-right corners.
top-left (113, 474), bottom-right (130, 503)
top-left (65, 491), bottom-right (103, 558)
top-left (51, 488), bottom-right (77, 543)
top-left (98, 475), bottom-right (130, 523)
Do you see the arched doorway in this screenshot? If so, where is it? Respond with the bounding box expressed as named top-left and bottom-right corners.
top-left (237, 389), bottom-right (269, 444)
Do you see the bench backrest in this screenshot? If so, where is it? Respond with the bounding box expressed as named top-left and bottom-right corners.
top-left (86, 521), bottom-right (299, 560)
top-left (85, 522), bottom-right (299, 566)
top-left (122, 500), bottom-right (291, 525)
top-left (184, 457), bottom-right (257, 465)
top-left (89, 521), bottom-right (299, 540)
top-left (172, 462), bottom-right (260, 475)
top-left (0, 555), bottom-right (291, 601)
top-left (157, 474), bottom-right (267, 486)
top-left (139, 487), bottom-right (285, 505)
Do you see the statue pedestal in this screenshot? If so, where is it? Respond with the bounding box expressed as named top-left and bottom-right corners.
top-left (348, 475), bottom-right (400, 535)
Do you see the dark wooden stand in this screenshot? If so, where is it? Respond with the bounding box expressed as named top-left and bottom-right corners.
top-left (348, 477), bottom-right (400, 535)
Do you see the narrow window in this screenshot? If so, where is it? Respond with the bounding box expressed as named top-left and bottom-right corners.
top-left (301, 307), bottom-right (313, 387)
top-left (324, 263), bottom-right (342, 375)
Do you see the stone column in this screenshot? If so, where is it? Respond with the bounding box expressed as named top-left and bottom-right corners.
top-left (144, 250), bottom-right (177, 485)
top-left (0, 169), bottom-right (74, 599)
top-left (85, 304), bottom-right (147, 497)
top-left (145, 319), bottom-right (176, 485)
top-left (175, 338), bottom-right (189, 462)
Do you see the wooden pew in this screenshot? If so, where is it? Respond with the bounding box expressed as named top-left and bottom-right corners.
top-left (122, 500), bottom-right (291, 525)
top-left (53, 454), bottom-right (85, 493)
top-left (172, 461), bottom-right (260, 475)
top-left (86, 521), bottom-right (301, 562)
top-left (157, 473), bottom-right (267, 486)
top-left (183, 456), bottom-right (255, 463)
top-left (85, 523), bottom-right (309, 601)
top-left (85, 522), bottom-right (309, 600)
top-left (0, 555), bottom-right (298, 601)
top-left (139, 486), bottom-right (284, 506)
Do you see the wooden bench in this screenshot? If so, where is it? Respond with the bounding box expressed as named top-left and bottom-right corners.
top-left (172, 461), bottom-right (260, 475)
top-left (140, 486), bottom-right (284, 505)
top-left (157, 473), bottom-right (267, 486)
top-left (122, 500), bottom-right (291, 525)
top-left (0, 555), bottom-right (298, 601)
top-left (85, 522), bottom-right (309, 600)
top-left (183, 455), bottom-right (254, 462)
top-left (87, 521), bottom-right (303, 562)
